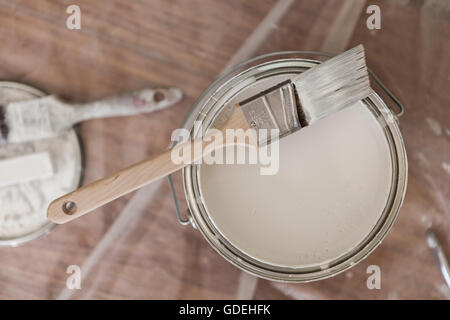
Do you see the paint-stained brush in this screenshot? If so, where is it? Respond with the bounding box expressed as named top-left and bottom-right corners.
top-left (47, 45), bottom-right (371, 224)
top-left (0, 87), bottom-right (183, 145)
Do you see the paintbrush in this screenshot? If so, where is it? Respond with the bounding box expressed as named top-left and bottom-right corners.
top-left (47, 45), bottom-right (371, 224)
top-left (0, 87), bottom-right (183, 145)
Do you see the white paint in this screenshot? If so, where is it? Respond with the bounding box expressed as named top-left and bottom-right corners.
top-left (415, 152), bottom-right (430, 167)
top-left (200, 103), bottom-right (392, 268)
top-left (425, 117), bottom-right (442, 136)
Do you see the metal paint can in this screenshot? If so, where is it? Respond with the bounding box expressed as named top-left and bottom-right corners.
top-left (170, 52), bottom-right (407, 282)
top-left (0, 82), bottom-right (84, 246)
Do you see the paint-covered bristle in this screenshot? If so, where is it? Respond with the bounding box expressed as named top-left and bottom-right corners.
top-left (426, 229), bottom-right (439, 249)
top-left (293, 44), bottom-right (371, 123)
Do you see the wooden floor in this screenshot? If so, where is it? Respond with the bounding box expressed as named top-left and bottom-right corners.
top-left (0, 0), bottom-right (449, 299)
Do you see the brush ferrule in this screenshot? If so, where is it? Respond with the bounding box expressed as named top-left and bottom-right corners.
top-left (238, 80), bottom-right (302, 144)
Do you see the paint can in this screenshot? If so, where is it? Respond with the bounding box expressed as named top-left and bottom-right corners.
top-left (170, 52), bottom-right (407, 282)
top-left (0, 82), bottom-right (84, 246)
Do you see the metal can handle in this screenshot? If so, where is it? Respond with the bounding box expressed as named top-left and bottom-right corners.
top-left (367, 68), bottom-right (405, 117)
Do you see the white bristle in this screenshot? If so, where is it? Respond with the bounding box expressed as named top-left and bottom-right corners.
top-left (293, 44), bottom-right (371, 122)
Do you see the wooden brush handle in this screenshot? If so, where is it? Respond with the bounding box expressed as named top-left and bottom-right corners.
top-left (47, 136), bottom-right (211, 224)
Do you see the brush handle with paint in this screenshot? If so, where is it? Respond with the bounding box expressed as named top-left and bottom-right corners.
top-left (47, 45), bottom-right (371, 224)
top-left (0, 87), bottom-right (183, 144)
